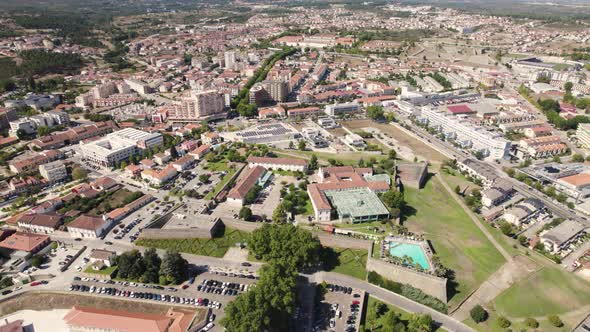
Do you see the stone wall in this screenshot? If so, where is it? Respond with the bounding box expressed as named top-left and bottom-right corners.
top-left (366, 257), bottom-right (448, 303)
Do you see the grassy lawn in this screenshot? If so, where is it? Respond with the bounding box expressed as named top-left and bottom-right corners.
top-left (325, 247), bottom-right (368, 280)
top-left (84, 265), bottom-right (118, 276)
top-left (273, 149), bottom-right (386, 166)
top-left (465, 310), bottom-right (571, 332)
top-left (404, 175), bottom-right (506, 308)
top-left (304, 199), bottom-right (314, 216)
top-left (88, 188), bottom-right (135, 216)
top-left (204, 161), bottom-right (230, 172)
top-left (136, 226), bottom-right (250, 258)
top-left (362, 296), bottom-right (442, 332)
top-left (338, 220), bottom-right (390, 236)
top-left (440, 170), bottom-right (481, 196)
top-left (204, 167), bottom-right (237, 200)
top-left (492, 267), bottom-right (590, 318)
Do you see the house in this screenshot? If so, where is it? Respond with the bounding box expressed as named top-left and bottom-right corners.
top-left (140, 159), bottom-right (156, 169)
top-left (89, 249), bottom-right (116, 267)
top-left (17, 213), bottom-right (62, 234)
top-left (92, 177), bottom-right (119, 192)
top-left (503, 198), bottom-right (544, 226)
top-left (246, 156), bottom-right (308, 173)
top-left (201, 132), bottom-right (221, 145)
top-left (188, 144), bottom-right (211, 160)
top-left (227, 166), bottom-right (268, 206)
top-left (0, 232), bottom-right (50, 253)
top-left (154, 152), bottom-right (171, 165)
top-left (171, 155), bottom-right (195, 172)
top-left (141, 165), bottom-right (178, 186)
top-left (125, 164), bottom-right (143, 177)
top-left (67, 215), bottom-right (111, 239)
top-left (540, 220), bottom-right (585, 253)
top-left (482, 179), bottom-right (514, 208)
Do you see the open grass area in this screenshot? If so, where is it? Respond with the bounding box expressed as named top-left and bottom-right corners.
top-left (439, 170), bottom-right (481, 196)
top-left (88, 188), bottom-right (135, 216)
top-left (203, 161), bottom-right (230, 172)
top-left (465, 310), bottom-right (571, 332)
top-left (338, 219), bottom-right (390, 236)
top-left (204, 167), bottom-right (237, 200)
top-left (404, 175), bottom-right (506, 308)
top-left (136, 226), bottom-right (250, 258)
top-left (273, 149), bottom-right (386, 166)
top-left (492, 266), bottom-right (590, 318)
top-left (324, 247), bottom-right (368, 280)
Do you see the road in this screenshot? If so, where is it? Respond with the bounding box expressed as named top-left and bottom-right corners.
top-left (308, 271), bottom-right (475, 332)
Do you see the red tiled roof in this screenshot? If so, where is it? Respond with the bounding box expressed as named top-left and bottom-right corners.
top-left (228, 166), bottom-right (265, 200)
top-left (68, 215), bottom-right (106, 231)
top-left (0, 232), bottom-right (49, 252)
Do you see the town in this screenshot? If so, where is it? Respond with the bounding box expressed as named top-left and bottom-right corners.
top-left (0, 1), bottom-right (590, 332)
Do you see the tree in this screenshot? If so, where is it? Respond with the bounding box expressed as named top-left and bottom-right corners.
top-left (116, 250), bottom-right (143, 280)
top-left (408, 313), bottom-right (433, 332)
top-left (309, 154), bottom-right (318, 171)
top-left (497, 316), bottom-right (511, 328)
top-left (37, 126), bottom-right (50, 137)
top-left (159, 250), bottom-right (188, 284)
top-left (381, 189), bottom-right (405, 210)
top-left (469, 305), bottom-right (488, 323)
top-left (30, 254), bottom-right (44, 267)
top-left (388, 149), bottom-right (397, 160)
top-left (239, 207), bottom-right (253, 221)
top-left (169, 145), bottom-right (179, 159)
top-left (119, 161), bottom-right (127, 171)
top-left (288, 141), bottom-right (294, 149)
top-left (72, 167), bottom-right (88, 181)
top-left (298, 140), bottom-right (306, 151)
top-left (141, 248), bottom-right (161, 284)
top-left (548, 315), bottom-right (563, 327)
top-left (499, 220), bottom-right (514, 236)
top-left (525, 317), bottom-right (539, 328)
top-left (198, 174), bottom-right (211, 183)
top-left (454, 185), bottom-right (461, 195)
top-left (565, 81), bottom-right (573, 93)
top-left (572, 153), bottom-right (585, 162)
top-left (366, 105), bottom-right (385, 121)
top-left (272, 203), bottom-right (287, 223)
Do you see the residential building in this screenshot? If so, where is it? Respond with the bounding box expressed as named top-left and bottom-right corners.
top-left (518, 135), bottom-right (567, 159)
top-left (324, 102), bottom-right (360, 116)
top-left (482, 179), bottom-right (515, 208)
top-left (188, 144), bottom-right (211, 160)
top-left (67, 215), bottom-right (111, 239)
top-left (0, 232), bottom-right (50, 253)
top-left (17, 213), bottom-right (62, 234)
top-left (81, 129), bottom-right (163, 168)
top-left (141, 165), bottom-right (178, 186)
top-left (503, 198), bottom-right (544, 226)
top-left (172, 155), bottom-right (195, 172)
top-left (89, 249), bottom-right (116, 267)
top-left (172, 90), bottom-right (226, 122)
top-left (227, 166), bottom-right (268, 206)
top-left (540, 220), bottom-right (585, 253)
top-left (577, 123), bottom-right (590, 150)
top-left (8, 150), bottom-right (64, 174)
top-left (39, 160), bottom-right (67, 183)
top-left (246, 156), bottom-right (308, 173)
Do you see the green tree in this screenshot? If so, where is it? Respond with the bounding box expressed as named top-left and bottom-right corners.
top-left (381, 189), bottom-right (405, 210)
top-left (159, 250), bottom-right (188, 284)
top-left (469, 305), bottom-right (488, 323)
top-left (239, 206), bottom-right (253, 221)
top-left (169, 145), bottom-right (179, 159)
top-left (272, 203), bottom-right (287, 223)
top-left (309, 154), bottom-right (318, 171)
top-left (366, 105), bottom-right (385, 121)
top-left (119, 161), bottom-right (127, 171)
top-left (408, 313), bottom-right (433, 332)
top-left (30, 254), bottom-right (44, 267)
top-left (497, 316), bottom-right (511, 328)
top-left (572, 153), bottom-right (585, 163)
top-left (565, 81), bottom-right (573, 93)
top-left (198, 174), bottom-right (211, 183)
top-left (298, 140), bottom-right (306, 151)
top-left (548, 315), bottom-right (563, 327)
top-left (141, 248), bottom-right (161, 284)
top-left (454, 185), bottom-right (461, 195)
top-left (116, 250), bottom-right (143, 280)
top-left (525, 317), bottom-right (539, 328)
top-left (37, 126), bottom-right (50, 137)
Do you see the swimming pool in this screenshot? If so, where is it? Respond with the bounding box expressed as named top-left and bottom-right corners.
top-left (388, 241), bottom-right (430, 270)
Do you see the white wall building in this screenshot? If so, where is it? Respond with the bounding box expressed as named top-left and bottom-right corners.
top-left (39, 160), bottom-right (67, 182)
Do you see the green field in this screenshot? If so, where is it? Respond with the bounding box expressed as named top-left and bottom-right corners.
top-left (84, 265), bottom-right (118, 276)
top-left (465, 309), bottom-right (571, 332)
top-left (204, 167), bottom-right (237, 200)
top-left (136, 226), bottom-right (250, 258)
top-left (273, 149), bottom-right (386, 166)
top-left (404, 176), bottom-right (506, 307)
top-left (325, 247), bottom-right (368, 280)
top-left (493, 267), bottom-right (590, 318)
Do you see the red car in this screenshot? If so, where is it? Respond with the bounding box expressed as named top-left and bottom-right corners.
top-left (351, 300), bottom-right (360, 305)
top-left (30, 281), bottom-right (42, 286)
top-left (181, 284), bottom-right (189, 290)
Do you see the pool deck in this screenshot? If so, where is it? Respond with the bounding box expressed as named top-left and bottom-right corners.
top-left (381, 236), bottom-right (434, 272)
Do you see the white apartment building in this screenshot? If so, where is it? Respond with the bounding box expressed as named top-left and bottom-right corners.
top-left (172, 90), bottom-right (226, 122)
top-left (81, 128), bottom-right (163, 168)
top-left (577, 123), bottom-right (590, 150)
top-left (421, 107), bottom-right (511, 160)
top-left (67, 215), bottom-right (112, 239)
top-left (124, 78), bottom-right (151, 95)
top-left (324, 101), bottom-right (360, 116)
top-left (39, 160), bottom-right (67, 182)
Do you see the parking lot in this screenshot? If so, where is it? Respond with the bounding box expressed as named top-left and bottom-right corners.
top-left (104, 199), bottom-right (176, 243)
top-left (314, 283), bottom-right (365, 332)
top-left (68, 271), bottom-right (257, 332)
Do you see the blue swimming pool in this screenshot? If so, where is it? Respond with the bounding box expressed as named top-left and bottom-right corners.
top-left (388, 241), bottom-right (430, 270)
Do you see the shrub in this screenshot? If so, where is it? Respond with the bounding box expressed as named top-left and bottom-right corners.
top-left (497, 316), bottom-right (511, 328)
top-left (525, 317), bottom-right (539, 328)
top-left (548, 315), bottom-right (563, 327)
top-left (469, 305), bottom-right (488, 323)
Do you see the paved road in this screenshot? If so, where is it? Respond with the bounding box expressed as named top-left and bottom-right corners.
top-left (308, 272), bottom-right (475, 332)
